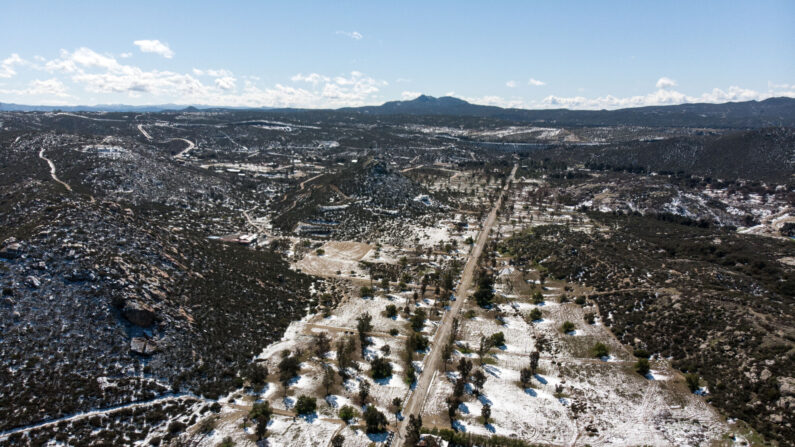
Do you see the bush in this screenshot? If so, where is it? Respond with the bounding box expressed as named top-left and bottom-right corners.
top-left (561, 321), bottom-right (575, 333)
top-left (385, 304), bottom-right (398, 318)
top-left (363, 405), bottom-right (388, 433)
top-left (635, 358), bottom-right (650, 376)
top-left (685, 373), bottom-right (700, 392)
top-left (574, 296), bottom-right (586, 305)
top-left (583, 312), bottom-right (595, 325)
top-left (338, 405), bottom-right (356, 423)
top-left (370, 357), bottom-right (393, 380)
top-left (592, 342), bottom-right (609, 358)
top-left (407, 332), bottom-right (429, 352)
top-left (360, 286), bottom-right (373, 298)
top-left (410, 308), bottom-right (427, 332)
top-left (294, 395), bottom-right (317, 415)
top-left (217, 437), bottom-right (235, 447)
top-left (633, 348), bottom-right (650, 359)
top-left (389, 328), bottom-right (399, 336)
top-left (489, 332), bottom-right (506, 347)
top-left (529, 308), bottom-right (542, 321)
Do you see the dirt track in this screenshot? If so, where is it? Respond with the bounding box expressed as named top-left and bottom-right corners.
top-left (393, 163), bottom-right (517, 445)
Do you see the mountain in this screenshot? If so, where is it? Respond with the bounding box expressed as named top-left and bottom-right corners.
top-left (4, 96), bottom-right (795, 127)
top-left (0, 103), bottom-right (271, 113)
top-left (342, 95), bottom-right (795, 128)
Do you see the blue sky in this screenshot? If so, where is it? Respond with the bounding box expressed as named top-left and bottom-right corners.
top-left (1, 0), bottom-right (793, 108)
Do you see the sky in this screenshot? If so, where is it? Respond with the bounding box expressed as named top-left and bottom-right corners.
top-left (1, 0), bottom-right (793, 109)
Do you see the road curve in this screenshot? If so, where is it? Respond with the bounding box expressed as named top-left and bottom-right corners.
top-left (38, 148), bottom-right (72, 192)
top-left (394, 163), bottom-right (517, 445)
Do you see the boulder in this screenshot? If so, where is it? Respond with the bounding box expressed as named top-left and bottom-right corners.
top-left (123, 301), bottom-right (157, 327)
top-left (130, 337), bottom-right (158, 355)
top-left (0, 242), bottom-right (23, 259)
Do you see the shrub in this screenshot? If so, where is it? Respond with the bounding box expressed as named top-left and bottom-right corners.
top-left (338, 405), bottom-right (356, 422)
top-left (385, 304), bottom-right (398, 318)
top-left (370, 357), bottom-right (393, 379)
top-left (363, 405), bottom-right (388, 433)
top-left (360, 286), bottom-right (373, 298)
top-left (584, 312), bottom-right (595, 325)
top-left (489, 332), bottom-right (506, 347)
top-left (574, 296), bottom-right (586, 305)
top-left (685, 373), bottom-right (700, 392)
top-left (407, 332), bottom-right (429, 352)
top-left (217, 437), bottom-right (235, 447)
top-left (561, 321), bottom-right (575, 333)
top-left (592, 342), bottom-right (609, 358)
top-left (635, 358), bottom-right (650, 376)
top-left (294, 395), bottom-right (317, 415)
top-left (529, 308), bottom-right (542, 321)
top-left (389, 328), bottom-right (399, 336)
top-left (410, 308), bottom-right (427, 332)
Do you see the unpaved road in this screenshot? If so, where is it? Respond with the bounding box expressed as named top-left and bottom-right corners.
top-left (137, 124), bottom-right (152, 140)
top-left (394, 163), bottom-right (517, 445)
top-left (38, 147), bottom-right (72, 192)
top-left (173, 138), bottom-right (196, 158)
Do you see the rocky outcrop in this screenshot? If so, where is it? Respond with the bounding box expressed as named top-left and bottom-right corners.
top-left (122, 301), bottom-right (157, 327)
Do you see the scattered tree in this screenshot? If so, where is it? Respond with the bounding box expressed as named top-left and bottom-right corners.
top-left (472, 368), bottom-right (487, 395)
top-left (358, 379), bottom-right (370, 404)
top-left (363, 405), bottom-right (388, 433)
top-left (561, 321), bottom-right (576, 333)
top-left (338, 405), bottom-right (356, 423)
top-left (592, 342), bottom-right (609, 358)
top-left (635, 358), bottom-right (650, 376)
top-left (385, 304), bottom-right (398, 318)
top-left (294, 395), bottom-right (317, 415)
top-left (481, 404), bottom-right (491, 425)
top-left (249, 401), bottom-right (272, 440)
top-left (331, 434), bottom-right (345, 447)
top-left (520, 367), bottom-right (533, 387)
top-left (685, 373), bottom-right (700, 392)
top-left (370, 356), bottom-right (393, 380)
top-left (406, 414), bottom-right (423, 446)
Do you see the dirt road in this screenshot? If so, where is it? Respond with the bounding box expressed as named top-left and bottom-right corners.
top-left (38, 147), bottom-right (72, 192)
top-left (394, 163), bottom-right (517, 445)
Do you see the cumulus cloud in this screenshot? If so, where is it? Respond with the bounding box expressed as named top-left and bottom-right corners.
top-left (336, 31), bottom-right (363, 40)
top-left (528, 78), bottom-right (545, 86)
top-left (401, 91), bottom-right (422, 100)
top-left (291, 73), bottom-right (331, 84)
top-left (0, 78), bottom-right (71, 98)
top-left (506, 80), bottom-right (517, 88)
top-left (133, 40), bottom-right (174, 58)
top-left (0, 54), bottom-right (26, 78)
top-left (537, 84), bottom-right (783, 110)
top-left (656, 77), bottom-right (677, 89)
top-left (214, 76), bottom-right (236, 90)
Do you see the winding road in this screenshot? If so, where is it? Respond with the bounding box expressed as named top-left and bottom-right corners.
top-left (38, 147), bottom-right (72, 192)
top-left (393, 163), bottom-right (517, 445)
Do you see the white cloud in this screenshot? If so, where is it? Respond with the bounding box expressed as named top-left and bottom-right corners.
top-left (401, 91), bottom-right (421, 100)
top-left (336, 31), bottom-right (363, 40)
top-left (214, 76), bottom-right (236, 91)
top-left (462, 95), bottom-right (526, 108)
top-left (119, 52), bottom-right (133, 58)
top-left (656, 77), bottom-right (677, 89)
top-left (506, 80), bottom-right (517, 88)
top-left (537, 84), bottom-right (789, 110)
top-left (133, 40), bottom-right (174, 59)
top-left (0, 53), bottom-right (26, 78)
top-left (291, 73), bottom-right (331, 84)
top-left (0, 78), bottom-right (71, 98)
top-left (528, 78), bottom-right (545, 86)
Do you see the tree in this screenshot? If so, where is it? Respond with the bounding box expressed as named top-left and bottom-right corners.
top-left (472, 369), bottom-right (487, 395)
top-left (481, 404), bottom-right (491, 425)
top-left (489, 332), bottom-right (505, 347)
top-left (583, 312), bottom-right (596, 325)
top-left (314, 332), bottom-right (330, 358)
top-left (406, 414), bottom-right (423, 446)
top-left (685, 373), bottom-right (700, 392)
top-left (357, 312), bottom-right (373, 354)
top-left (331, 434), bottom-right (345, 447)
top-left (441, 343), bottom-right (454, 371)
top-left (446, 395), bottom-right (459, 424)
top-left (217, 436), bottom-right (235, 447)
top-left (246, 363), bottom-right (268, 388)
top-left (322, 364), bottom-right (335, 396)
top-left (249, 401), bottom-right (272, 440)
top-left (358, 379), bottom-right (370, 404)
top-left (294, 395), bottom-right (317, 415)
top-left (529, 351), bottom-right (540, 375)
top-left (370, 356), bottom-right (393, 380)
top-left (278, 355), bottom-right (301, 395)
top-left (457, 357), bottom-right (472, 379)
top-left (360, 286), bottom-right (373, 298)
top-left (529, 308), bottom-right (542, 321)
top-left (391, 397), bottom-right (402, 424)
top-left (363, 405), bottom-right (388, 433)
top-left (477, 335), bottom-right (492, 365)
top-left (592, 342), bottom-right (609, 358)
top-left (474, 272), bottom-right (495, 307)
top-left (338, 405), bottom-right (356, 423)
top-left (635, 358), bottom-right (650, 376)
top-left (561, 321), bottom-right (575, 333)
top-left (410, 308), bottom-right (427, 332)
top-left (336, 337), bottom-right (352, 377)
top-left (381, 277), bottom-right (390, 292)
top-left (453, 377), bottom-right (465, 398)
top-left (520, 367), bottom-right (533, 387)
top-left (532, 290), bottom-right (544, 304)
top-left (385, 304), bottom-right (398, 318)
top-left (407, 332), bottom-right (429, 352)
